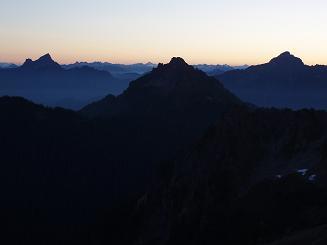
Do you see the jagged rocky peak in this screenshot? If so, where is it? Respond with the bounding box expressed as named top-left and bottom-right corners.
top-left (133, 57), bottom-right (207, 90)
top-left (23, 58), bottom-right (34, 65)
top-left (21, 53), bottom-right (62, 70)
top-left (156, 57), bottom-right (191, 71)
top-left (37, 53), bottom-right (53, 62)
top-left (269, 51), bottom-right (304, 66)
top-left (137, 56), bottom-right (241, 104)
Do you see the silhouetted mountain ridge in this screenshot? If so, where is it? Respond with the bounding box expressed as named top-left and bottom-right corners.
top-left (2, 56), bottom-right (327, 245)
top-left (82, 57), bottom-right (242, 118)
top-left (80, 57), bottom-right (244, 200)
top-left (269, 51), bottom-right (304, 67)
top-left (217, 51), bottom-right (327, 110)
top-left (21, 53), bottom-right (62, 71)
top-left (0, 54), bottom-right (130, 109)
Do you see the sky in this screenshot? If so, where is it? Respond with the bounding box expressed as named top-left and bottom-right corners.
top-left (0, 0), bottom-right (327, 65)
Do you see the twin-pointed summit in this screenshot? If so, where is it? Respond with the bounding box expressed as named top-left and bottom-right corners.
top-left (21, 53), bottom-right (62, 71)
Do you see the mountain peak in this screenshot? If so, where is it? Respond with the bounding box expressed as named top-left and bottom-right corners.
top-left (167, 57), bottom-right (189, 68)
top-left (153, 57), bottom-right (195, 76)
top-left (38, 53), bottom-right (53, 62)
top-left (169, 57), bottom-right (187, 64)
top-left (21, 53), bottom-right (62, 71)
top-left (81, 55), bottom-right (243, 118)
top-left (269, 51), bottom-right (304, 67)
top-left (154, 57), bottom-right (192, 73)
top-left (280, 51), bottom-right (292, 56)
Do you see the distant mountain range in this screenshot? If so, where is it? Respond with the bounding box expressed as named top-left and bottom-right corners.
top-left (0, 55), bottom-right (248, 110)
top-left (63, 61), bottom-right (248, 77)
top-left (62, 61), bottom-right (156, 76)
top-left (0, 54), bottom-right (130, 109)
top-left (0, 62), bottom-right (17, 69)
top-left (218, 51), bottom-right (327, 110)
top-left (194, 64), bottom-right (249, 75)
top-left (62, 61), bottom-right (156, 83)
top-left (2, 52), bottom-right (327, 111)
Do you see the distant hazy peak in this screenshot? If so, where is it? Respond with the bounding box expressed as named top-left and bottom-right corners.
top-left (269, 51), bottom-right (304, 66)
top-left (21, 53), bottom-right (62, 70)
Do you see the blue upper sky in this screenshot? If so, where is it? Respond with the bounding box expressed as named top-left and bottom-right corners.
top-left (0, 0), bottom-right (327, 65)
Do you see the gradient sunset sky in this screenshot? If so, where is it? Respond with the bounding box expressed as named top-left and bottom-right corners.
top-left (1, 0), bottom-right (327, 65)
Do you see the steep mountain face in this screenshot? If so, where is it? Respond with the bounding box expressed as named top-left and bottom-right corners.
top-left (135, 107), bottom-right (327, 245)
top-left (217, 52), bottom-right (327, 110)
top-left (81, 57), bottom-right (243, 142)
top-left (81, 57), bottom-right (244, 195)
top-left (0, 54), bottom-right (129, 109)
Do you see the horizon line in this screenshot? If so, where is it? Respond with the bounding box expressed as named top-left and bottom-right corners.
top-left (1, 51), bottom-right (327, 67)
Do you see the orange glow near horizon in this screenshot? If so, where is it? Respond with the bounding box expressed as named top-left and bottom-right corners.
top-left (3, 49), bottom-right (327, 67)
top-left (1, 0), bottom-right (327, 66)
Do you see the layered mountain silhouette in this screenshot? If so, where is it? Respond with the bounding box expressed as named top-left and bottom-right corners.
top-left (0, 57), bottom-right (244, 211)
top-left (81, 57), bottom-right (242, 117)
top-left (0, 54), bottom-right (130, 109)
top-left (80, 58), bottom-right (243, 185)
top-left (62, 61), bottom-right (247, 78)
top-left (21, 53), bottom-right (62, 70)
top-left (217, 51), bottom-right (327, 110)
top-left (63, 61), bottom-right (156, 81)
top-left (0, 58), bottom-right (245, 244)
top-left (194, 64), bottom-right (248, 75)
top-left (80, 57), bottom-right (244, 194)
top-left (2, 57), bottom-right (327, 245)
